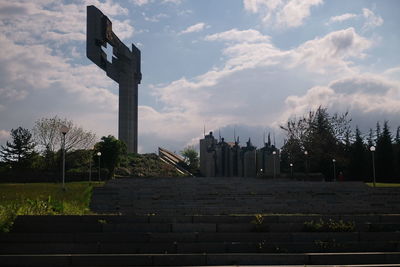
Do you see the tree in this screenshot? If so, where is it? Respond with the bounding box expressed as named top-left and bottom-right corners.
top-left (33, 116), bottom-right (96, 153)
top-left (375, 122), bottom-right (381, 143)
top-left (94, 135), bottom-right (127, 179)
top-left (305, 107), bottom-right (339, 179)
top-left (281, 136), bottom-right (304, 172)
top-left (375, 121), bottom-right (394, 180)
top-left (367, 128), bottom-right (374, 148)
top-left (181, 146), bottom-right (199, 173)
top-left (396, 126), bottom-right (400, 145)
top-left (280, 107), bottom-right (351, 179)
top-left (395, 126), bottom-right (400, 178)
top-left (348, 127), bottom-right (367, 181)
top-left (0, 127), bottom-right (36, 169)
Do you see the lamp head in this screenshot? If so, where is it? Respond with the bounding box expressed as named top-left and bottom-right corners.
top-left (370, 146), bottom-right (376, 152)
top-left (97, 152), bottom-right (102, 156)
top-left (60, 125), bottom-right (69, 135)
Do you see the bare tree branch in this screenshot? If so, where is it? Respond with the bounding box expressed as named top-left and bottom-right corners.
top-left (33, 116), bottom-right (96, 153)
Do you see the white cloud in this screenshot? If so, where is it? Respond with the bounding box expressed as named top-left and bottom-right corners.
top-left (131, 0), bottom-right (182, 6)
top-left (0, 33), bottom-right (118, 110)
top-left (145, 27), bottom-right (374, 150)
top-left (205, 29), bottom-right (270, 43)
top-left (179, 22), bottom-right (207, 35)
top-left (112, 19), bottom-right (135, 40)
top-left (162, 0), bottom-right (182, 4)
top-left (87, 0), bottom-right (128, 16)
top-left (0, 87), bottom-right (28, 101)
top-left (280, 74), bottom-right (400, 130)
top-left (243, 0), bottom-right (283, 13)
top-left (178, 9), bottom-right (193, 16)
top-left (276, 0), bottom-right (323, 28)
top-left (0, 130), bottom-right (10, 142)
top-left (327, 9), bottom-right (383, 31)
top-left (243, 0), bottom-right (323, 29)
top-left (0, 0), bottom-right (133, 46)
top-left (204, 27), bottom-right (370, 75)
top-left (131, 0), bottom-right (150, 6)
top-left (142, 12), bottom-right (169, 22)
top-left (362, 8), bottom-right (383, 31)
top-left (383, 66), bottom-right (400, 81)
top-left (291, 27), bottom-right (371, 74)
top-left (328, 13), bottom-right (357, 24)
top-left (0, 0), bottom-right (396, 153)
top-left (0, 1), bottom-right (125, 145)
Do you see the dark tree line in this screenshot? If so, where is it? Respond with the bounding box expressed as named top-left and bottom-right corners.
top-left (280, 107), bottom-right (400, 182)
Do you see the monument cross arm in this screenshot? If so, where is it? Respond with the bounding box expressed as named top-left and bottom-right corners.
top-left (87, 5), bottom-right (141, 153)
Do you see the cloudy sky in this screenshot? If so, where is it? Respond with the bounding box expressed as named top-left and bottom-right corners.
top-left (1, 0), bottom-right (399, 153)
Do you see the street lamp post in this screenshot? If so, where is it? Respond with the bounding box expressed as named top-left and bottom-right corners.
top-left (304, 151), bottom-right (308, 180)
top-left (60, 125), bottom-right (69, 190)
top-left (97, 152), bottom-right (102, 181)
top-left (89, 149), bottom-right (92, 183)
top-left (332, 159), bottom-right (336, 182)
top-left (370, 146), bottom-right (376, 187)
top-left (290, 163), bottom-right (293, 179)
top-left (272, 151), bottom-right (277, 179)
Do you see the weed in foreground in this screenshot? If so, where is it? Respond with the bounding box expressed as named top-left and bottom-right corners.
top-left (304, 218), bottom-right (355, 232)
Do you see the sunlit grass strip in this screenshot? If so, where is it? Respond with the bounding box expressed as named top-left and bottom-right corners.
top-left (0, 182), bottom-right (104, 232)
top-left (365, 182), bottom-right (400, 187)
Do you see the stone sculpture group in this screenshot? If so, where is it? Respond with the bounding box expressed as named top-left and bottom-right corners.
top-left (200, 132), bottom-right (281, 177)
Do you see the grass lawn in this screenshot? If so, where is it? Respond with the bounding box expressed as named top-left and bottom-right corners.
top-left (366, 182), bottom-right (400, 187)
top-left (0, 181), bottom-right (104, 232)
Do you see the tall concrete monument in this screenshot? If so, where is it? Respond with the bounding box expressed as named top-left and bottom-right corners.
top-left (87, 5), bottom-right (142, 153)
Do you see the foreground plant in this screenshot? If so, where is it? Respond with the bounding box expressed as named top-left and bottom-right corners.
top-left (0, 182), bottom-right (103, 232)
top-left (304, 218), bottom-right (355, 232)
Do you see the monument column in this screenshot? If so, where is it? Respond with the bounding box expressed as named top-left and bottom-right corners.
top-left (87, 5), bottom-right (141, 153)
top-left (119, 75), bottom-right (138, 153)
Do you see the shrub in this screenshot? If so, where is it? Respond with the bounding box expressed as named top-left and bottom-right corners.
top-left (304, 218), bottom-right (355, 232)
top-left (0, 204), bottom-right (17, 233)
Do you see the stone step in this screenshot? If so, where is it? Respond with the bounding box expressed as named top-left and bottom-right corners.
top-left (11, 221), bottom-right (400, 234)
top-left (1, 241), bottom-right (399, 254)
top-left (2, 232), bottom-right (400, 243)
top-left (90, 177), bottom-right (400, 217)
top-left (1, 252), bottom-right (400, 266)
top-left (11, 215), bottom-right (400, 234)
top-left (15, 214), bottom-right (400, 225)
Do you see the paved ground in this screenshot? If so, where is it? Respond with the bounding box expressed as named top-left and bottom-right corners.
top-left (90, 177), bottom-right (400, 215)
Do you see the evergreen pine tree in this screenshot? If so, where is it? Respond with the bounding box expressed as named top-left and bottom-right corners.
top-left (394, 126), bottom-right (400, 178)
top-left (367, 128), bottom-right (374, 148)
top-left (0, 127), bottom-right (36, 169)
top-left (376, 122), bottom-right (381, 143)
top-left (376, 121), bottom-right (394, 180)
top-left (349, 127), bottom-right (367, 181)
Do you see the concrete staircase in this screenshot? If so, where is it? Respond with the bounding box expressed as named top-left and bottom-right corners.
top-left (1, 214), bottom-right (400, 266)
top-left (90, 177), bottom-right (400, 215)
top-left (1, 177), bottom-right (400, 266)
